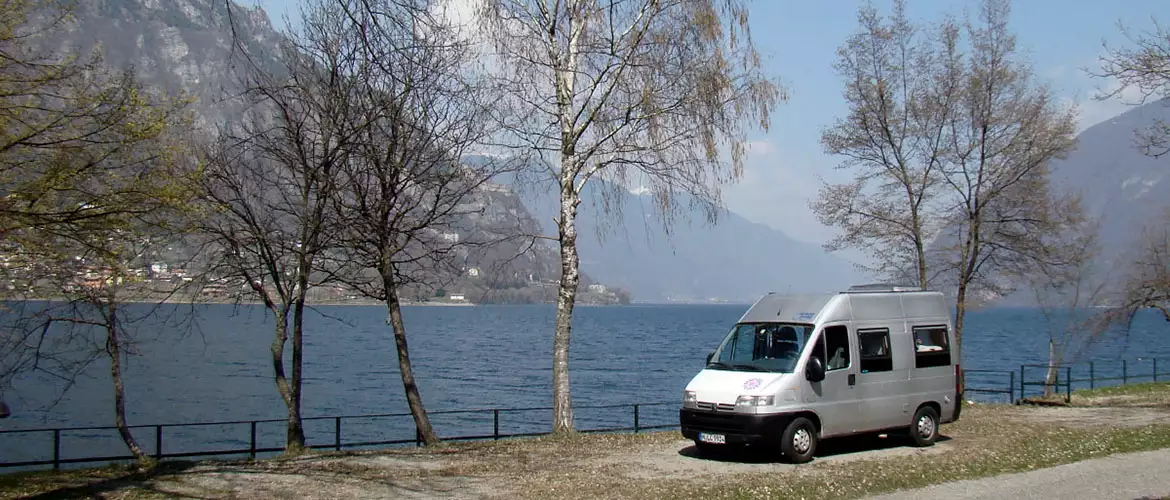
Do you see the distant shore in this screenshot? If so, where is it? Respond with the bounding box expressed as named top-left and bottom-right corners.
top-left (3, 296), bottom-right (741, 307)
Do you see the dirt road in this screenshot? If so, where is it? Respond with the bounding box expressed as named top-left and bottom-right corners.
top-left (863, 447), bottom-right (1170, 500)
top-left (6, 404), bottom-right (1170, 499)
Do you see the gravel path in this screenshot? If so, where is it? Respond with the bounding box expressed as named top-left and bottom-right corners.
top-left (863, 447), bottom-right (1170, 500)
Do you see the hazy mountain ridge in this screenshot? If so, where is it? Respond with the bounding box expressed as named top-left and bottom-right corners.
top-left (503, 174), bottom-right (865, 303)
top-left (1047, 99), bottom-right (1170, 265)
top-left (964, 99), bottom-right (1170, 307)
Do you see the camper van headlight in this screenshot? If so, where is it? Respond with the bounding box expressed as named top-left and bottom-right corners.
top-left (683, 390), bottom-right (698, 408)
top-left (736, 395), bottom-right (774, 407)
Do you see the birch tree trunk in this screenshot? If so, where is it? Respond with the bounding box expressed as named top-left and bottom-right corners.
top-left (1044, 339), bottom-right (1059, 398)
top-left (552, 182), bottom-right (582, 434)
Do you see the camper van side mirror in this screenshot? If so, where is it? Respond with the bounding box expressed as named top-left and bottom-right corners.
top-left (0, 400), bottom-right (10, 419)
top-left (805, 357), bottom-right (826, 382)
top-left (705, 351), bottom-right (714, 364)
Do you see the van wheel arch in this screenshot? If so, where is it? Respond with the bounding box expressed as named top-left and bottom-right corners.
top-left (919, 401), bottom-right (941, 418)
top-left (794, 411), bottom-right (820, 434)
top-left (772, 412), bottom-right (819, 444)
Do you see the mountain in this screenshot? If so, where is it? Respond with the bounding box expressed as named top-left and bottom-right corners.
top-left (49, 0), bottom-right (281, 132)
top-left (35, 0), bottom-right (629, 304)
top-left (953, 99), bottom-right (1170, 307)
top-left (502, 175), bottom-right (865, 303)
top-left (44, 0), bottom-right (861, 304)
top-left (1048, 99), bottom-right (1170, 268)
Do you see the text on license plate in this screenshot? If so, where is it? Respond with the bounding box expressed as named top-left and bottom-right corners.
top-left (698, 432), bottom-right (726, 444)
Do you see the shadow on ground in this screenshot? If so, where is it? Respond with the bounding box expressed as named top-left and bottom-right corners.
top-left (677, 433), bottom-right (953, 464)
top-left (8, 461), bottom-right (206, 500)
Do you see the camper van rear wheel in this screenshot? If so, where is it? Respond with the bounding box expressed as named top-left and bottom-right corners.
top-left (779, 417), bottom-right (817, 463)
top-left (909, 406), bottom-right (939, 447)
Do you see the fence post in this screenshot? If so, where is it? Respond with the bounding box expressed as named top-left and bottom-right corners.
top-left (249, 421), bottom-right (257, 460)
top-left (1155, 358), bottom-right (1159, 383)
top-left (1123, 360), bottom-right (1129, 385)
top-left (1019, 365), bottom-right (1026, 401)
top-left (335, 417), bottom-right (342, 451)
top-left (1090, 362), bottom-right (1095, 389)
top-left (415, 427), bottom-right (421, 447)
top-left (52, 429), bottom-right (60, 471)
top-left (1065, 366), bottom-right (1072, 403)
top-left (493, 409), bottom-right (500, 440)
top-left (155, 425), bottom-right (163, 460)
top-left (634, 404), bottom-right (640, 433)
top-left (1009, 371), bottom-right (1016, 404)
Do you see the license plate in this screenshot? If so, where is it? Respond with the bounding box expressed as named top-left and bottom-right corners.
top-left (698, 432), bottom-right (726, 444)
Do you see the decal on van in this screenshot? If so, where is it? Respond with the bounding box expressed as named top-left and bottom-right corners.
top-left (794, 312), bottom-right (816, 321)
top-left (743, 378), bottom-right (762, 390)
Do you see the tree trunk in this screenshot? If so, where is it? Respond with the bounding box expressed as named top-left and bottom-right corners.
top-left (552, 188), bottom-right (581, 435)
top-left (104, 299), bottom-right (148, 465)
top-left (954, 283), bottom-right (968, 392)
top-left (383, 270), bottom-right (439, 445)
top-left (1044, 338), bottom-right (1059, 398)
top-left (913, 225), bottom-right (927, 289)
top-left (289, 292), bottom-right (307, 452)
top-left (270, 306), bottom-right (304, 452)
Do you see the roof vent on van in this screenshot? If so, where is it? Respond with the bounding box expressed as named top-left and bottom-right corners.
top-left (846, 283), bottom-right (924, 293)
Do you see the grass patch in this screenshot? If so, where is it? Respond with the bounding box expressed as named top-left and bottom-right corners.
top-left (1074, 381), bottom-right (1170, 398)
top-left (1019, 381), bottom-right (1170, 408)
top-left (1065, 381), bottom-right (1170, 408)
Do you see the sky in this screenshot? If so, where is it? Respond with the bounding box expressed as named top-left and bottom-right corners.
top-left (246, 0), bottom-right (1164, 252)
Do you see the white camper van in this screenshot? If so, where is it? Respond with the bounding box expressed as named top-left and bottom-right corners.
top-left (679, 285), bottom-right (962, 463)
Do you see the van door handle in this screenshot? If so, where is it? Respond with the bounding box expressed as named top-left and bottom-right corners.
top-left (848, 374), bottom-right (856, 386)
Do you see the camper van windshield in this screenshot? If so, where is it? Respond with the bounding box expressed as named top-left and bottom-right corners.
top-left (708, 322), bottom-right (814, 373)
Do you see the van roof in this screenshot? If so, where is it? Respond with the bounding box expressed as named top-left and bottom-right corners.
top-left (739, 287), bottom-right (949, 324)
top-left (844, 283), bottom-right (927, 293)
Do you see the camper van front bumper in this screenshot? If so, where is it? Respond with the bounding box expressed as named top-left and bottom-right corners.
top-left (679, 408), bottom-right (796, 444)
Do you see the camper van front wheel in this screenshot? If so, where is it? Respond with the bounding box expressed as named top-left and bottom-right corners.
top-left (910, 406), bottom-right (939, 447)
top-left (779, 417), bottom-right (817, 463)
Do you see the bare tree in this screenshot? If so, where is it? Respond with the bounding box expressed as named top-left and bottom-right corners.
top-left (821, 0), bottom-right (1081, 358)
top-left (1094, 17), bottom-right (1170, 157)
top-left (290, 0), bottom-right (522, 447)
top-left (202, 1), bottom-right (362, 452)
top-left (0, 101), bottom-right (195, 466)
top-left (1088, 216), bottom-right (1170, 328)
top-left (16, 231), bottom-right (191, 465)
top-left (1028, 218), bottom-right (1113, 397)
top-left (0, 0), bottom-right (197, 445)
top-left (813, 0), bottom-right (956, 287)
top-left (934, 0), bottom-right (1080, 350)
top-left (476, 0), bottom-right (781, 433)
top-left (1091, 16), bottom-right (1170, 323)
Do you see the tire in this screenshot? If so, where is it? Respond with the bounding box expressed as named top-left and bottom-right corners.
top-left (779, 417), bottom-right (817, 463)
top-left (909, 405), bottom-right (939, 447)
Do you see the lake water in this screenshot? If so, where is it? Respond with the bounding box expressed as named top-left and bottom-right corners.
top-left (2, 302), bottom-right (1169, 467)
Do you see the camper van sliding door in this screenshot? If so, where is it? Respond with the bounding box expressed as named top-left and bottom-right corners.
top-left (855, 326), bottom-right (909, 430)
top-left (807, 324), bottom-right (861, 436)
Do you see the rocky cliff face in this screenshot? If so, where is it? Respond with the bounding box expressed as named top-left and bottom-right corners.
top-left (53, 0), bottom-right (280, 133)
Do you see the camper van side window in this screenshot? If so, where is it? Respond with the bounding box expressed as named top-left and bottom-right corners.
top-left (824, 325), bottom-right (850, 371)
top-left (858, 328), bottom-right (893, 373)
top-left (912, 325), bottom-right (951, 368)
